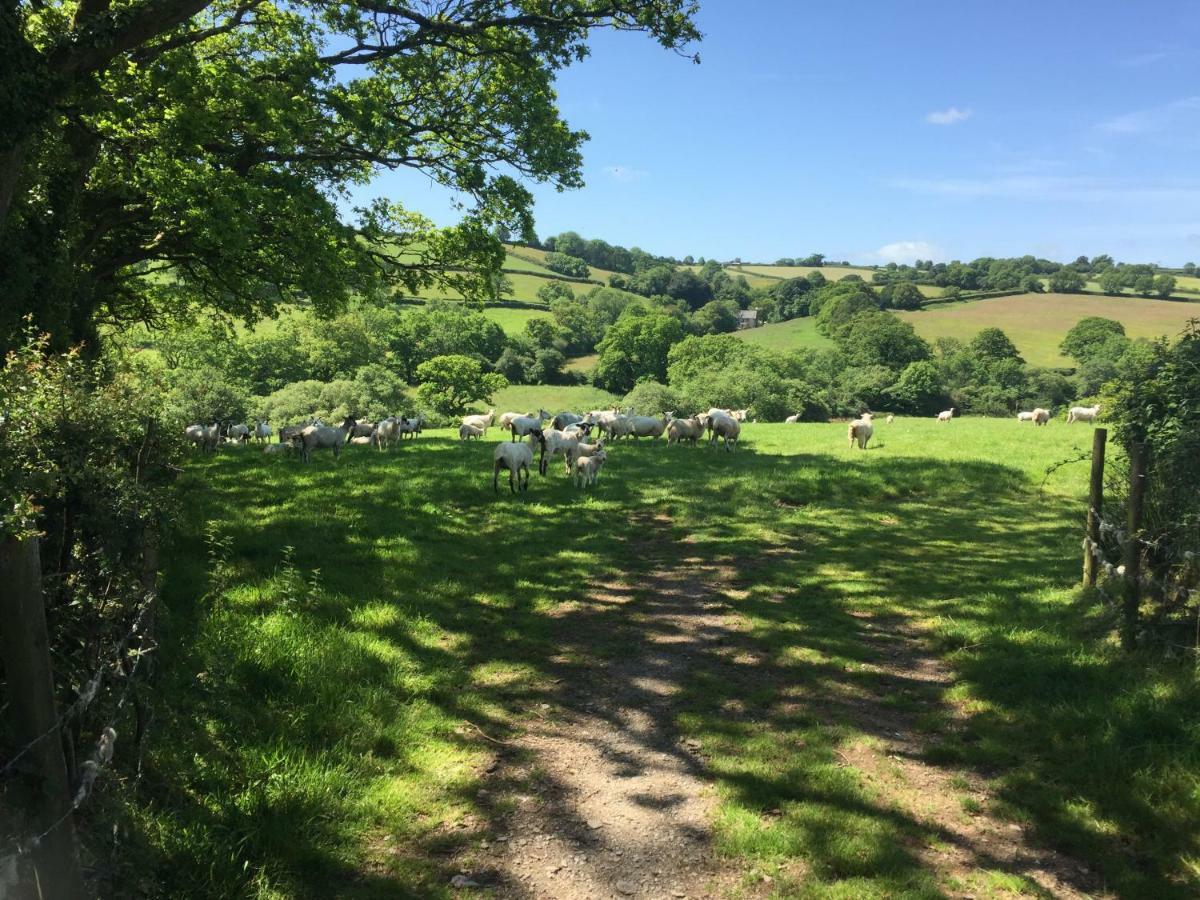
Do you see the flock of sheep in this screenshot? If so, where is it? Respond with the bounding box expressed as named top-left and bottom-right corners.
top-left (183, 401), bottom-right (1102, 491)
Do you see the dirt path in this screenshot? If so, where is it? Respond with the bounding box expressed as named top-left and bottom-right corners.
top-left (454, 534), bottom-right (753, 899)
top-left (447, 520), bottom-right (1103, 899)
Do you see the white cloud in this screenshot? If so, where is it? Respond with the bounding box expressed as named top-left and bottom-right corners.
top-left (602, 165), bottom-right (647, 183)
top-left (871, 241), bottom-right (945, 264)
top-left (925, 106), bottom-right (972, 126)
top-left (890, 175), bottom-right (1200, 204)
top-left (1098, 96), bottom-right (1200, 134)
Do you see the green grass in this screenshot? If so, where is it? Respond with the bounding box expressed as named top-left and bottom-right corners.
top-left (734, 316), bottom-right (834, 353)
top-left (478, 306), bottom-right (551, 335)
top-left (488, 382), bottom-right (617, 413)
top-left (733, 264), bottom-right (881, 282)
top-left (126, 419), bottom-right (1200, 898)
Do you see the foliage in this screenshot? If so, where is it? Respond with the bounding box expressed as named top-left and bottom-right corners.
top-left (883, 281), bottom-right (925, 311)
top-left (592, 308), bottom-right (685, 394)
top-left (255, 365), bottom-right (411, 424)
top-left (415, 355), bottom-right (507, 417)
top-left (969, 327), bottom-right (1023, 363)
top-left (887, 360), bottom-right (947, 415)
top-left (622, 380), bottom-right (683, 416)
top-left (543, 252), bottom-right (592, 279)
top-left (1060, 317), bottom-right (1128, 364)
top-left (166, 368), bottom-right (251, 426)
top-left (537, 281), bottom-right (577, 305)
top-left (836, 311), bottom-right (931, 370)
top-left (1048, 268), bottom-right (1086, 293)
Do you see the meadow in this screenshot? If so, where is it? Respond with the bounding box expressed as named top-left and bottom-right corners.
top-left (124, 418), bottom-right (1200, 898)
top-left (737, 291), bottom-right (1200, 366)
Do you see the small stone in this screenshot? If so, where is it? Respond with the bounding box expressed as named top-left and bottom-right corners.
top-left (671, 890), bottom-right (687, 899)
top-left (615, 880), bottom-right (637, 895)
top-left (587, 819), bottom-right (603, 829)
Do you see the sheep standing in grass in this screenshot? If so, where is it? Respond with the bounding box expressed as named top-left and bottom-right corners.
top-left (667, 416), bottom-right (704, 445)
top-left (784, 413), bottom-right (802, 424)
top-left (510, 409), bottom-right (550, 440)
top-left (540, 427), bottom-right (583, 474)
top-left (1032, 407), bottom-right (1051, 426)
top-left (552, 411), bottom-right (583, 430)
top-left (227, 423), bottom-right (251, 444)
top-left (937, 407), bottom-right (955, 422)
top-left (573, 447), bottom-right (608, 488)
top-left (493, 431), bottom-right (546, 493)
top-left (708, 413), bottom-right (740, 452)
top-left (185, 423), bottom-right (219, 452)
top-left (297, 417), bottom-right (356, 463)
top-left (373, 417), bottom-right (399, 451)
top-left (397, 416), bottom-right (423, 440)
top-left (459, 423), bottom-right (484, 441)
top-left (350, 421), bottom-right (376, 438)
top-left (1067, 404), bottom-right (1101, 423)
top-left (254, 420), bottom-right (272, 443)
top-left (462, 408), bottom-right (496, 436)
top-left (1017, 411), bottom-right (1034, 422)
top-left (627, 413), bottom-right (669, 440)
top-left (848, 412), bottom-right (874, 450)
top-left (566, 438), bottom-right (606, 475)
top-left (886, 414), bottom-right (895, 424)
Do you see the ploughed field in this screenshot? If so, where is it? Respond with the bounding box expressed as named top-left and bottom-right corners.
top-left (131, 419), bottom-right (1200, 899)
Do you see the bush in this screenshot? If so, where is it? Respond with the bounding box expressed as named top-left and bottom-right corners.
top-left (255, 365), bottom-right (410, 423)
top-left (622, 380), bottom-right (682, 416)
top-left (415, 354), bottom-right (507, 416)
top-left (543, 252), bottom-right (591, 278)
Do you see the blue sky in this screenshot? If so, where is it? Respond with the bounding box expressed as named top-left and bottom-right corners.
top-left (351, 1), bottom-right (1200, 266)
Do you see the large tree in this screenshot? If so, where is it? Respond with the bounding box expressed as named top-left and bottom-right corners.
top-left (0, 1), bottom-right (700, 351)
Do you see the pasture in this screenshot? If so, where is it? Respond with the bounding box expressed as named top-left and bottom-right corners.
top-left (129, 418), bottom-right (1200, 898)
top-left (479, 306), bottom-right (553, 335)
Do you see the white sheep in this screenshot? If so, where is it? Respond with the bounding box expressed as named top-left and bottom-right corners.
top-left (666, 416), bottom-right (704, 445)
top-left (349, 435), bottom-right (373, 445)
top-left (566, 438), bottom-right (606, 475)
top-left (254, 420), bottom-right (273, 443)
top-left (373, 417), bottom-right (399, 451)
top-left (462, 408), bottom-right (496, 435)
top-left (848, 412), bottom-right (874, 450)
top-left (627, 413), bottom-right (669, 440)
top-left (493, 431), bottom-right (546, 493)
top-left (784, 413), bottom-right (802, 424)
top-left (1067, 404), bottom-right (1101, 423)
top-left (1032, 407), bottom-right (1051, 426)
top-left (552, 411), bottom-right (584, 430)
top-left (886, 414), bottom-right (895, 424)
top-left (730, 409), bottom-right (749, 422)
top-left (510, 409), bottom-right (551, 439)
top-left (185, 423), bottom-right (220, 453)
top-left (396, 416), bottom-right (423, 440)
top-left (709, 414), bottom-right (740, 452)
top-left (227, 423), bottom-right (251, 443)
top-left (573, 447), bottom-right (608, 488)
top-left (605, 414), bottom-right (634, 440)
top-left (459, 422), bottom-right (484, 441)
top-left (540, 427), bottom-right (582, 475)
top-left (1017, 411), bottom-right (1034, 422)
top-left (937, 407), bottom-right (955, 422)
top-left (297, 416), bottom-right (356, 463)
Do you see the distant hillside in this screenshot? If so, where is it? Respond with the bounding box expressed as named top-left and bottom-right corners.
top-left (735, 291), bottom-right (1200, 367)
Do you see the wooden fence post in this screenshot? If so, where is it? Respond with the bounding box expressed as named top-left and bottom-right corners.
top-left (1083, 428), bottom-right (1107, 588)
top-left (1122, 441), bottom-right (1148, 650)
top-left (0, 537), bottom-right (86, 898)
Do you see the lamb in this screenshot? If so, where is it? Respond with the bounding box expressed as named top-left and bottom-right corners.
top-left (1032, 407), bottom-right (1051, 426)
top-left (296, 416), bottom-right (356, 463)
top-left (254, 420), bottom-right (273, 443)
top-left (493, 431), bottom-right (546, 493)
top-left (937, 407), bottom-right (955, 422)
top-left (373, 417), bottom-right (399, 451)
top-left (709, 415), bottom-right (741, 452)
top-left (666, 415), bottom-right (704, 445)
top-left (566, 438), bottom-right (606, 475)
top-left (185, 423), bottom-right (220, 453)
top-left (349, 435), bottom-right (373, 445)
top-left (510, 409), bottom-right (551, 439)
top-left (1017, 411), bottom-right (1034, 422)
top-left (784, 413), bottom-right (802, 424)
top-left (627, 413), bottom-right (669, 440)
top-left (573, 447), bottom-right (608, 488)
top-left (886, 414), bottom-right (895, 425)
top-left (1067, 404), bottom-right (1101, 423)
top-left (459, 422), bottom-right (484, 441)
top-left (848, 412), bottom-right (873, 450)
top-left (462, 408), bottom-right (496, 435)
top-left (540, 427), bottom-right (582, 475)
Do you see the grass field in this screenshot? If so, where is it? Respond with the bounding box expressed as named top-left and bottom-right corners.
top-left (735, 292), bottom-right (1200, 366)
top-left (504, 245), bottom-right (620, 286)
top-left (733, 264), bottom-right (880, 282)
top-left (479, 306), bottom-right (552, 335)
top-left (898, 292), bottom-right (1200, 366)
top-left (127, 418), bottom-right (1200, 898)
top-left (490, 383), bottom-right (617, 413)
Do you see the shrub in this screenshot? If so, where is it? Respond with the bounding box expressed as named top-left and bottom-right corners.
top-left (543, 252), bottom-right (591, 278)
top-left (415, 354), bottom-right (507, 416)
top-left (622, 380), bottom-right (682, 416)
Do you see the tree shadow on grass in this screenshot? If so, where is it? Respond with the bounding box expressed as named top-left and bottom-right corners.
top-left (117, 436), bottom-right (1199, 899)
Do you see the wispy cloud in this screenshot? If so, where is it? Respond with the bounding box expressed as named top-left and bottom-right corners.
top-left (891, 174), bottom-right (1200, 203)
top-left (602, 165), bottom-right (648, 183)
top-left (1098, 96), bottom-right (1200, 134)
top-left (925, 106), bottom-right (972, 126)
top-left (1117, 50), bottom-right (1171, 68)
top-left (870, 241), bottom-right (945, 264)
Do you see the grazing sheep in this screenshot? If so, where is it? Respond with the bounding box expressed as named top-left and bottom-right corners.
top-left (886, 414), bottom-right (894, 424)
top-left (296, 417), bottom-right (356, 463)
top-left (848, 412), bottom-right (874, 450)
top-left (278, 421), bottom-right (316, 444)
top-left (459, 422), bottom-right (484, 441)
top-left (186, 423), bottom-right (221, 453)
top-left (709, 415), bottom-right (740, 452)
top-left (552, 411), bottom-right (584, 430)
top-left (1067, 404), bottom-right (1101, 423)
top-left (937, 408), bottom-right (955, 422)
top-left (1032, 407), bottom-right (1051, 426)
top-left (349, 435), bottom-right (373, 445)
top-left (603, 414), bottom-right (634, 440)
top-left (493, 431), bottom-right (546, 494)
top-left (350, 421), bottom-right (376, 438)
top-left (784, 413), bottom-right (802, 423)
top-left (627, 413), bottom-right (669, 440)
top-left (573, 447), bottom-right (608, 488)
top-left (499, 410), bottom-right (537, 432)
top-left (462, 408), bottom-right (496, 435)
top-left (510, 410), bottom-right (551, 439)
top-left (667, 415), bottom-right (704, 445)
top-left (373, 417), bottom-right (399, 451)
top-left (227, 423), bottom-right (251, 443)
top-left (1017, 411), bottom-right (1035, 422)
top-left (396, 416), bottom-right (423, 440)
top-left (254, 420), bottom-right (273, 443)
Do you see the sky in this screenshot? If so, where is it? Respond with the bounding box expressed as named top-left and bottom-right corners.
top-left (348, 0), bottom-right (1200, 266)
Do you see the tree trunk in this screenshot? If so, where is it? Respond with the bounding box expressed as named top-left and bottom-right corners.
top-left (1083, 428), bottom-right (1107, 588)
top-left (0, 537), bottom-right (87, 898)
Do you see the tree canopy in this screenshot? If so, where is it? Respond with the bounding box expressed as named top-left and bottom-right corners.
top-left (0, 0), bottom-right (701, 351)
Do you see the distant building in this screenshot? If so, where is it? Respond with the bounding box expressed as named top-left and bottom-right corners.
top-left (737, 309), bottom-right (760, 330)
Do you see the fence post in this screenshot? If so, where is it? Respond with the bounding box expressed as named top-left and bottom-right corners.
top-left (0, 536), bottom-right (87, 898)
top-left (1122, 441), bottom-right (1148, 650)
top-left (1083, 428), bottom-right (1107, 587)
